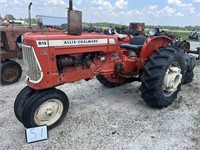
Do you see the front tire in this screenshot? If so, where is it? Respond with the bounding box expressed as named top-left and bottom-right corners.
top-left (140, 46), bottom-right (186, 108)
top-left (22, 88), bottom-right (69, 130)
top-left (14, 86), bottom-right (36, 123)
top-left (1, 60), bottom-right (22, 85)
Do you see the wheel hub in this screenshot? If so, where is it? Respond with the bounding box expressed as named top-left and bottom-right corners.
top-left (46, 109), bottom-right (54, 116)
top-left (163, 66), bottom-right (182, 93)
top-left (34, 99), bottom-right (63, 126)
top-left (2, 66), bottom-right (19, 81)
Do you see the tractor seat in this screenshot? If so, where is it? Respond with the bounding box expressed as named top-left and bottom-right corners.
top-left (120, 36), bottom-right (146, 51)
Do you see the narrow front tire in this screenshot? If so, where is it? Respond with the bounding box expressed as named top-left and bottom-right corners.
top-left (22, 88), bottom-right (69, 130)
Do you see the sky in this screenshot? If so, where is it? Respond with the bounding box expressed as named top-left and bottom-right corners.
top-left (0, 0), bottom-right (200, 26)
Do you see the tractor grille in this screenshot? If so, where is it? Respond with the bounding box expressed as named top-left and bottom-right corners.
top-left (22, 45), bottom-right (43, 83)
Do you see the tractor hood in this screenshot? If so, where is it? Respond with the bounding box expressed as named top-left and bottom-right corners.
top-left (22, 32), bottom-right (124, 48)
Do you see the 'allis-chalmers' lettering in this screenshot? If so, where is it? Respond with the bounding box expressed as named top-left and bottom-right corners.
top-left (63, 39), bottom-right (98, 45)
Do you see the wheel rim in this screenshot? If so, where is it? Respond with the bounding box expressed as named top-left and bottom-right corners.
top-left (163, 62), bottom-right (182, 97)
top-left (34, 99), bottom-right (63, 126)
top-left (2, 65), bottom-right (20, 82)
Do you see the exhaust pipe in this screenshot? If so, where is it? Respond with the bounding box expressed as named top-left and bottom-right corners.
top-left (28, 2), bottom-right (32, 28)
top-left (69, 0), bottom-right (73, 10)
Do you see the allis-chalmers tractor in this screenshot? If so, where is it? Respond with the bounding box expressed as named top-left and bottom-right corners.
top-left (14, 0), bottom-right (196, 130)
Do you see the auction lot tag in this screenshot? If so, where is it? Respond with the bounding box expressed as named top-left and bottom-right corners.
top-left (25, 126), bottom-right (48, 143)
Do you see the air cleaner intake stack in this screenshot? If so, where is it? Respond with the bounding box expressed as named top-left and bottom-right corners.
top-left (67, 0), bottom-right (82, 35)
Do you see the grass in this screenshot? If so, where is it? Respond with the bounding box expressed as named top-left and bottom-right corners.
top-left (171, 30), bottom-right (190, 40)
top-left (170, 30), bottom-right (200, 41)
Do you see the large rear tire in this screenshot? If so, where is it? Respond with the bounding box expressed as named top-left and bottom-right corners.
top-left (22, 88), bottom-right (69, 130)
top-left (1, 60), bottom-right (22, 85)
top-left (140, 46), bottom-right (186, 108)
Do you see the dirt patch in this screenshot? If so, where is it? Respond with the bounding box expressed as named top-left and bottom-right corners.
top-left (189, 110), bottom-right (200, 149)
top-left (169, 95), bottom-right (183, 110)
top-left (187, 82), bottom-right (200, 93)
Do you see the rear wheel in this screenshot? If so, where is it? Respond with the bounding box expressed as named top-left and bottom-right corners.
top-left (1, 60), bottom-right (22, 85)
top-left (14, 86), bottom-right (36, 122)
top-left (140, 46), bottom-right (186, 108)
top-left (22, 88), bottom-right (69, 130)
top-left (96, 75), bottom-right (125, 88)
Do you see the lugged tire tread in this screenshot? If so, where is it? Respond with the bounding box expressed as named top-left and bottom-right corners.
top-left (139, 46), bottom-right (185, 108)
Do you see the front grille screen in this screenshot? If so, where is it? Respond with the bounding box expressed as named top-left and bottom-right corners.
top-left (22, 45), bottom-right (42, 83)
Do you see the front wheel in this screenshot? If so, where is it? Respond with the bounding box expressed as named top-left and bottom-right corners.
top-left (140, 46), bottom-right (186, 108)
top-left (14, 86), bottom-right (36, 123)
top-left (22, 88), bottom-right (69, 130)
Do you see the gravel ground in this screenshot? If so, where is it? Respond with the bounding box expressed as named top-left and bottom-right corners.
top-left (0, 42), bottom-right (200, 150)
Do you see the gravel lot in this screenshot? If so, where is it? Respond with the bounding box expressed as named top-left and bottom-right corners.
top-left (0, 42), bottom-right (200, 150)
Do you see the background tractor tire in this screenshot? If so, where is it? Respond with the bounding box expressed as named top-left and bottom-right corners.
top-left (182, 70), bottom-right (194, 84)
top-left (22, 88), bottom-right (69, 130)
top-left (14, 86), bottom-right (36, 123)
top-left (1, 60), bottom-right (22, 85)
top-left (96, 75), bottom-right (125, 88)
top-left (140, 46), bottom-right (186, 108)
top-left (182, 53), bottom-right (195, 84)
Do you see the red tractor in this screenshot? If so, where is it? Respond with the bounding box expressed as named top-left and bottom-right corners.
top-left (14, 1), bottom-right (196, 130)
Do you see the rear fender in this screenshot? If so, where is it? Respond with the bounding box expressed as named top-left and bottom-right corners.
top-left (140, 36), bottom-right (172, 60)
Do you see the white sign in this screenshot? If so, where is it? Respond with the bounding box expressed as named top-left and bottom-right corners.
top-left (25, 126), bottom-right (48, 143)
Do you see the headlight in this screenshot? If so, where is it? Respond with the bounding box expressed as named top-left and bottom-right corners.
top-left (148, 28), bottom-right (157, 36)
top-left (148, 28), bottom-right (160, 36)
